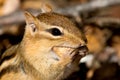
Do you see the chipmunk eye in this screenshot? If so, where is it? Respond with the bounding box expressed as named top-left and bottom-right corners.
top-left (47, 28), bottom-right (62, 36)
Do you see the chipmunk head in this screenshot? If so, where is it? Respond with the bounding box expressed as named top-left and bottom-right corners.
top-left (21, 11), bottom-right (88, 77)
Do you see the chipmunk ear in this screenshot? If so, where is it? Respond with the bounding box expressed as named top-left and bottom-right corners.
top-left (24, 11), bottom-right (38, 34)
top-left (41, 4), bottom-right (53, 13)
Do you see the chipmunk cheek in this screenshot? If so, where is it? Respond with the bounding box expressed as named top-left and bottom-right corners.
top-left (52, 46), bottom-right (72, 58)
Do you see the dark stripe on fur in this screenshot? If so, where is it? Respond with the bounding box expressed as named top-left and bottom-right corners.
top-left (0, 52), bottom-right (16, 65)
top-left (0, 65), bottom-right (19, 78)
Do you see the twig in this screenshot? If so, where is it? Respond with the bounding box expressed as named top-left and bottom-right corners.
top-left (0, 9), bottom-right (41, 27)
top-left (85, 17), bottom-right (120, 28)
top-left (0, 0), bottom-right (120, 26)
top-left (56, 0), bottom-right (120, 16)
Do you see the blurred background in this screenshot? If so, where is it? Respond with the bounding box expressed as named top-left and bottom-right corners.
top-left (0, 0), bottom-right (120, 80)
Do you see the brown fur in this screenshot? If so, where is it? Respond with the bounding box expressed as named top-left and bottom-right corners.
top-left (0, 12), bottom-right (88, 80)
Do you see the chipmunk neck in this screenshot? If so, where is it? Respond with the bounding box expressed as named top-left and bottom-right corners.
top-left (16, 43), bottom-right (43, 80)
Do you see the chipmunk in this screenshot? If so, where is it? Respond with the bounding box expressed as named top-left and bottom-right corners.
top-left (0, 10), bottom-right (88, 80)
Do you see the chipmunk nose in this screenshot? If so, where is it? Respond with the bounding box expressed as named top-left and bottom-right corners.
top-left (78, 45), bottom-right (89, 56)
